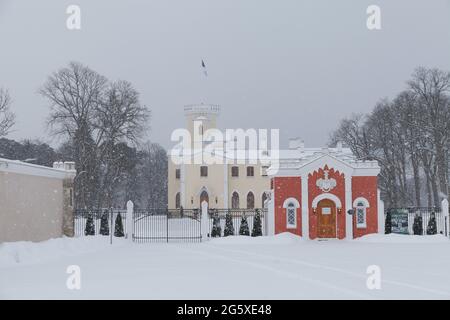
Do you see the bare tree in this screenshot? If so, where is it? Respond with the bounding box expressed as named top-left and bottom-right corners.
top-left (40, 62), bottom-right (107, 209)
top-left (0, 88), bottom-right (15, 137)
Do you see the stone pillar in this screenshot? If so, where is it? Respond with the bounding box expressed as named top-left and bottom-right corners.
top-left (377, 189), bottom-right (385, 234)
top-left (442, 199), bottom-right (449, 237)
top-left (126, 200), bottom-right (134, 242)
top-left (201, 200), bottom-right (209, 241)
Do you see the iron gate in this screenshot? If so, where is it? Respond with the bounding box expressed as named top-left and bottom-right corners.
top-left (132, 208), bottom-right (202, 242)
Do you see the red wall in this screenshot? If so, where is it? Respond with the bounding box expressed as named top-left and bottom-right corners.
top-left (273, 177), bottom-right (302, 236)
top-left (352, 176), bottom-right (378, 238)
top-left (308, 166), bottom-right (346, 239)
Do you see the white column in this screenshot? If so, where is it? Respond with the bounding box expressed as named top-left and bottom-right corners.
top-left (201, 200), bottom-right (209, 241)
top-left (301, 174), bottom-right (309, 239)
top-left (345, 175), bottom-right (353, 239)
top-left (223, 159), bottom-right (228, 209)
top-left (267, 191), bottom-right (275, 236)
top-left (126, 200), bottom-right (134, 242)
top-left (442, 199), bottom-right (449, 237)
top-left (377, 189), bottom-right (385, 234)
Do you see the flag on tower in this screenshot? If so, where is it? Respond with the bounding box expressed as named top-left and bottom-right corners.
top-left (201, 59), bottom-right (208, 77)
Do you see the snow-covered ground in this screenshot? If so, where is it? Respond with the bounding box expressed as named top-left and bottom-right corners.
top-left (1, 233), bottom-right (450, 299)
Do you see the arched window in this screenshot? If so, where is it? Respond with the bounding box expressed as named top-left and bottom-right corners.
top-left (261, 192), bottom-right (268, 208)
top-left (283, 198), bottom-right (300, 229)
top-left (247, 192), bottom-right (255, 209)
top-left (232, 192), bottom-right (240, 209)
top-left (355, 201), bottom-right (368, 228)
top-left (175, 192), bottom-right (181, 209)
top-left (200, 190), bottom-right (209, 208)
top-left (353, 197), bottom-right (369, 228)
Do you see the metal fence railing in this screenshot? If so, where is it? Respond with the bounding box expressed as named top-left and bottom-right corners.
top-left (74, 209), bottom-right (127, 238)
top-left (207, 208), bottom-right (267, 238)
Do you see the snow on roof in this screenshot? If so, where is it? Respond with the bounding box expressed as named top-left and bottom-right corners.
top-left (0, 158), bottom-right (75, 179)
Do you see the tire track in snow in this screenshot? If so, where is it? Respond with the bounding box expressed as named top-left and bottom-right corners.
top-left (202, 243), bottom-right (450, 298)
top-left (180, 246), bottom-right (372, 299)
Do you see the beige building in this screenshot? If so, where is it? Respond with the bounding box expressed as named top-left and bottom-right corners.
top-left (168, 104), bottom-right (271, 210)
top-left (0, 158), bottom-right (75, 242)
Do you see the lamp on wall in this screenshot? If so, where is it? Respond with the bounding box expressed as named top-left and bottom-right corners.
top-left (312, 207), bottom-right (317, 214)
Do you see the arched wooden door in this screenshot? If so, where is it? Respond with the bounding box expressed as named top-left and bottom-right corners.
top-left (200, 190), bottom-right (209, 208)
top-left (317, 199), bottom-right (337, 238)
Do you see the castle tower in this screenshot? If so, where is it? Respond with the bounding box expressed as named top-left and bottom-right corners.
top-left (184, 104), bottom-right (220, 150)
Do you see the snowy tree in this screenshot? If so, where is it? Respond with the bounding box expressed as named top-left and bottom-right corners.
top-left (239, 214), bottom-right (250, 236)
top-left (223, 212), bottom-right (234, 237)
top-left (99, 210), bottom-right (109, 236)
top-left (412, 214), bottom-right (423, 235)
top-left (385, 211), bottom-right (392, 234)
top-left (84, 213), bottom-right (95, 236)
top-left (210, 211), bottom-right (221, 237)
top-left (426, 212), bottom-right (437, 235)
top-left (251, 209), bottom-right (262, 237)
top-left (114, 213), bottom-right (125, 237)
top-left (0, 88), bottom-right (15, 137)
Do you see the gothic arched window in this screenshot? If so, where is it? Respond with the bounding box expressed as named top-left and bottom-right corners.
top-left (232, 192), bottom-right (240, 209)
top-left (247, 192), bottom-right (255, 209)
top-left (175, 192), bottom-right (181, 209)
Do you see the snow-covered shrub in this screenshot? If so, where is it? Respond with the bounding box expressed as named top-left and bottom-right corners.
top-left (385, 211), bottom-right (392, 234)
top-left (224, 212), bottom-right (234, 237)
top-left (84, 213), bottom-right (95, 236)
top-left (412, 214), bottom-right (423, 235)
top-left (239, 214), bottom-right (250, 236)
top-left (211, 211), bottom-right (222, 237)
top-left (100, 210), bottom-right (110, 236)
top-left (251, 209), bottom-right (262, 237)
top-left (426, 212), bottom-right (437, 235)
top-left (114, 214), bottom-right (125, 237)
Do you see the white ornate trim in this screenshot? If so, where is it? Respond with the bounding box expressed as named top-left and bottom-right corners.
top-left (316, 169), bottom-right (337, 192)
top-left (311, 193), bottom-right (342, 209)
top-left (283, 197), bottom-right (300, 208)
top-left (353, 197), bottom-right (370, 208)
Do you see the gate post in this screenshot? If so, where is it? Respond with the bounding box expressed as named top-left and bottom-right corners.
top-left (442, 199), bottom-right (449, 237)
top-left (201, 201), bottom-right (209, 241)
top-left (126, 200), bottom-right (134, 242)
top-left (378, 189), bottom-right (384, 234)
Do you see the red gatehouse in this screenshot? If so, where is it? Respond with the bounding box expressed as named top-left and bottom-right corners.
top-left (267, 140), bottom-right (382, 240)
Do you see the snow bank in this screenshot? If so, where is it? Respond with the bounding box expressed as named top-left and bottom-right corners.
top-left (209, 232), bottom-right (303, 245)
top-left (355, 233), bottom-right (450, 244)
top-left (0, 236), bottom-right (127, 267)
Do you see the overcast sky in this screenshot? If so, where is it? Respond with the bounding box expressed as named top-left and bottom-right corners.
top-left (1, 0), bottom-right (450, 149)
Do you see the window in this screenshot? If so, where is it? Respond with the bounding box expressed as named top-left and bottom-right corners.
top-left (283, 198), bottom-right (300, 229)
top-left (175, 192), bottom-right (181, 209)
top-left (175, 169), bottom-right (180, 179)
top-left (262, 192), bottom-right (268, 208)
top-left (200, 166), bottom-right (208, 177)
top-left (261, 166), bottom-right (268, 176)
top-left (247, 192), bottom-right (255, 209)
top-left (247, 166), bottom-right (254, 177)
top-left (232, 192), bottom-right (240, 209)
top-left (286, 203), bottom-right (296, 228)
top-left (231, 166), bottom-right (239, 177)
top-left (356, 201), bottom-right (367, 228)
